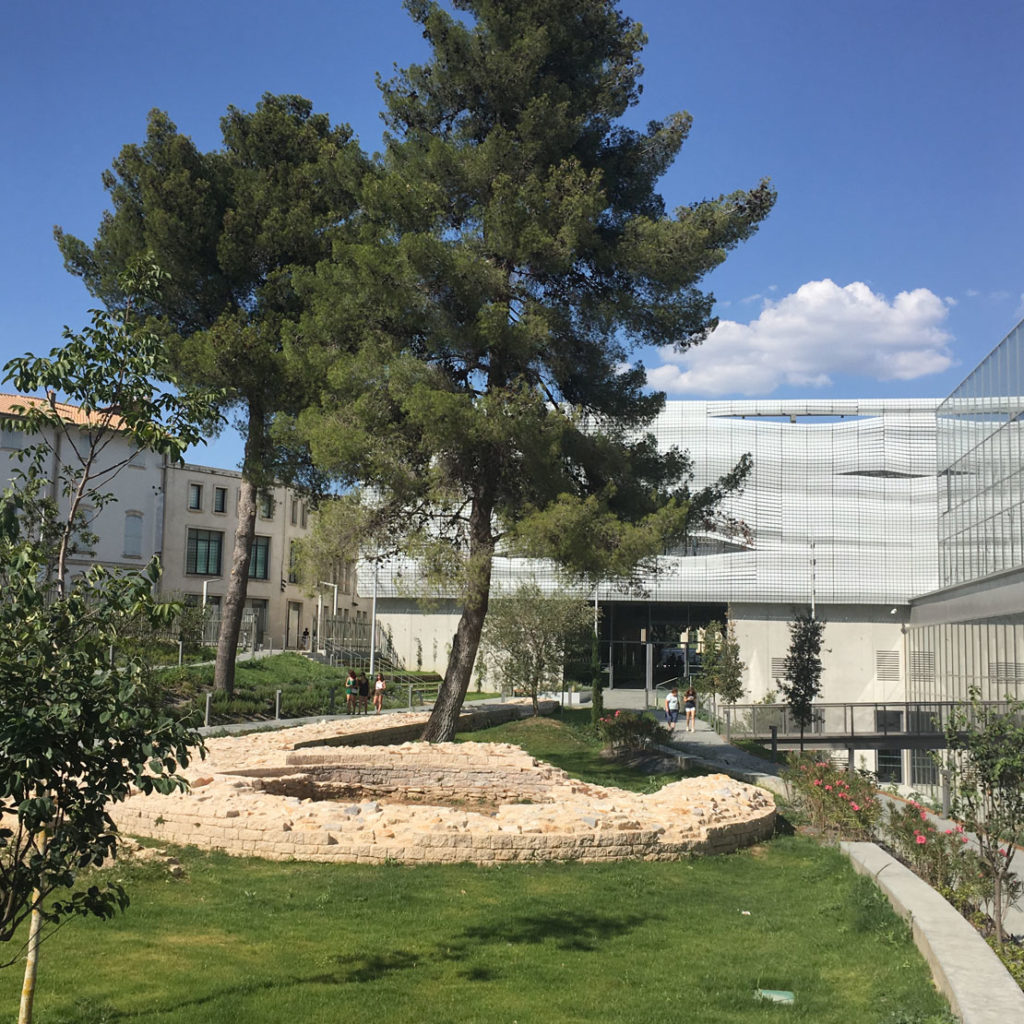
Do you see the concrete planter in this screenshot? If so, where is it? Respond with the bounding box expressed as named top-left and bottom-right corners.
top-left (539, 689), bottom-right (591, 706)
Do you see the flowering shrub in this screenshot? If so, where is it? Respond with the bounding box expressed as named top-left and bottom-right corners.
top-left (784, 753), bottom-right (880, 841)
top-left (597, 710), bottom-right (668, 751)
top-left (883, 798), bottom-right (990, 917)
top-left (881, 798), bottom-right (1024, 934)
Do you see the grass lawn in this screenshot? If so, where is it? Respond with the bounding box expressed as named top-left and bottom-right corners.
top-left (160, 654), bottom-right (451, 723)
top-left (4, 710), bottom-right (953, 1022)
top-left (3, 838), bottom-right (952, 1024)
top-left (458, 708), bottom-right (702, 792)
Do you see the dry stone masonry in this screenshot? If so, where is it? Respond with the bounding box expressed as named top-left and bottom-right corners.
top-left (113, 715), bottom-right (776, 864)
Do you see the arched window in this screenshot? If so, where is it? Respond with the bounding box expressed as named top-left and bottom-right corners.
top-left (124, 511), bottom-right (143, 558)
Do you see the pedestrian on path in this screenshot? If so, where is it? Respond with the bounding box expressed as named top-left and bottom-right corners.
top-left (374, 672), bottom-right (387, 714)
top-left (345, 670), bottom-right (358, 714)
top-left (665, 687), bottom-right (680, 732)
top-left (684, 686), bottom-right (697, 732)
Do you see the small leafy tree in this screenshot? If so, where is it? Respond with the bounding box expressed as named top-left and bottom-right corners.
top-left (700, 612), bottom-right (745, 705)
top-left (0, 264), bottom-right (206, 1022)
top-left (944, 690), bottom-right (1024, 945)
top-left (480, 583), bottom-right (593, 716)
top-left (780, 614), bottom-right (825, 752)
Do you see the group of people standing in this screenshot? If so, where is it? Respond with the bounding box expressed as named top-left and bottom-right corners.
top-left (345, 670), bottom-right (388, 715)
top-left (664, 685), bottom-right (697, 733)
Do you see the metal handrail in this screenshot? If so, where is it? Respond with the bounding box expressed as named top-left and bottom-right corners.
top-left (721, 700), bottom-right (1013, 740)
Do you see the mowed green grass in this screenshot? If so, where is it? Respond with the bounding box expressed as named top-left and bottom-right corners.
top-left (2, 838), bottom-right (952, 1024)
top-left (457, 709), bottom-right (704, 792)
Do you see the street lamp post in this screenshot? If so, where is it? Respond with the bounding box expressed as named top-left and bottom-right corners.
top-left (368, 550), bottom-right (379, 677)
top-left (809, 540), bottom-right (817, 620)
top-left (319, 581), bottom-right (338, 657)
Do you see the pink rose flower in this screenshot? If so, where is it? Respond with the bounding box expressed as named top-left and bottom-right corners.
top-left (916, 835), bottom-right (927, 845)
top-left (851, 803), bottom-right (860, 812)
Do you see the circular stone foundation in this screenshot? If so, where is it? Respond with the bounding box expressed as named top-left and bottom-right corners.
top-left (113, 715), bottom-right (776, 864)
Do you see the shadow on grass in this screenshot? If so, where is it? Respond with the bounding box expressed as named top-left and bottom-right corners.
top-left (773, 814), bottom-right (797, 836)
top-left (326, 949), bottom-right (421, 982)
top-left (459, 908), bottom-right (656, 952)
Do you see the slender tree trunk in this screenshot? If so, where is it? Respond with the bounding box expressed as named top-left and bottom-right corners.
top-left (994, 869), bottom-right (1005, 945)
top-left (213, 478), bottom-right (257, 694)
top-left (422, 496), bottom-right (495, 742)
top-left (213, 405), bottom-right (264, 695)
top-left (18, 905), bottom-right (42, 1024)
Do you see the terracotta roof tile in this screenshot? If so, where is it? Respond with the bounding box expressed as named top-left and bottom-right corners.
top-left (0, 393), bottom-right (127, 431)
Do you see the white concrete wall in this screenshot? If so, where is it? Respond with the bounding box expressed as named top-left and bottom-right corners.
top-left (0, 415), bottom-right (164, 575)
top-left (376, 598), bottom-right (462, 674)
top-left (731, 602), bottom-right (909, 703)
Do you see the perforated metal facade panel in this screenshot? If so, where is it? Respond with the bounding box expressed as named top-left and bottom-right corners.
top-left (369, 399), bottom-right (940, 607)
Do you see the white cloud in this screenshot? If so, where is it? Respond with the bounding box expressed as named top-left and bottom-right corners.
top-left (647, 279), bottom-right (954, 397)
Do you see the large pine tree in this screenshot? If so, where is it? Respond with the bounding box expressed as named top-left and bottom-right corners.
top-left (298, 0), bottom-right (775, 740)
top-left (56, 95), bottom-right (368, 694)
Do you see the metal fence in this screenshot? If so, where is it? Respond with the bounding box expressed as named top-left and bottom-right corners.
top-left (712, 700), bottom-right (1021, 742)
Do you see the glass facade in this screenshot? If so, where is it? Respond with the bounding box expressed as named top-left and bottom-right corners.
top-left (937, 319), bottom-right (1024, 588)
top-left (908, 618), bottom-right (1024, 703)
top-left (909, 317), bottom-right (1024, 702)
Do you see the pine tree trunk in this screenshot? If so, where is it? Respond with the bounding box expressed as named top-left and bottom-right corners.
top-left (213, 403), bottom-right (266, 695)
top-left (421, 497), bottom-right (494, 742)
top-left (213, 477), bottom-right (257, 695)
top-left (994, 869), bottom-right (1005, 945)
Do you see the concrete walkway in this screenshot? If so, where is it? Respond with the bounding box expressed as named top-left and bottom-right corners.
top-left (603, 689), bottom-right (786, 790)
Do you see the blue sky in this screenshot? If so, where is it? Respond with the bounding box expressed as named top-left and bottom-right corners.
top-left (2, 1), bottom-right (1021, 470)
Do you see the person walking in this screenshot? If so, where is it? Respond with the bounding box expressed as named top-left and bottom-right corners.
top-left (345, 670), bottom-right (358, 715)
top-left (664, 687), bottom-right (680, 732)
top-left (357, 671), bottom-right (370, 714)
top-left (373, 672), bottom-right (387, 714)
top-left (684, 686), bottom-right (698, 732)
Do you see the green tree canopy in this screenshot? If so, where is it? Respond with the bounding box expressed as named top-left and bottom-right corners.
top-left (480, 582), bottom-right (593, 716)
top-left (56, 94), bottom-right (369, 694)
top-left (0, 268), bottom-right (204, 1022)
top-left (296, 0), bottom-right (774, 741)
top-left (780, 614), bottom-right (825, 750)
top-left (701, 613), bottom-right (745, 705)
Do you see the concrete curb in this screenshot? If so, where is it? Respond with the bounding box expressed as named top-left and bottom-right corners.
top-left (842, 841), bottom-right (1024, 1023)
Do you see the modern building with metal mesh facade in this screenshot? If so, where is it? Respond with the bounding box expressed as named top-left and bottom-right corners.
top-left (371, 398), bottom-right (939, 704)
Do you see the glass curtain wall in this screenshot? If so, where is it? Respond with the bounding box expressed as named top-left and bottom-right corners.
top-left (911, 318), bottom-right (1024, 703)
top-left (938, 319), bottom-right (1024, 588)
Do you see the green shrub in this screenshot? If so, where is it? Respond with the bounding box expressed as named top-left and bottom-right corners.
top-left (784, 753), bottom-right (879, 841)
top-left (596, 710), bottom-right (668, 751)
top-left (884, 799), bottom-right (986, 907)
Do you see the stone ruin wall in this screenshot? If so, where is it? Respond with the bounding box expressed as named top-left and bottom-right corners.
top-left (111, 723), bottom-right (777, 866)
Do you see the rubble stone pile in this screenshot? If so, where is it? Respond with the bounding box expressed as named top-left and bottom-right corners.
top-left (112, 716), bottom-right (776, 864)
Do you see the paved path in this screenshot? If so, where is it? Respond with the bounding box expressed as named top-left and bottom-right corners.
top-left (603, 688), bottom-right (785, 781)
